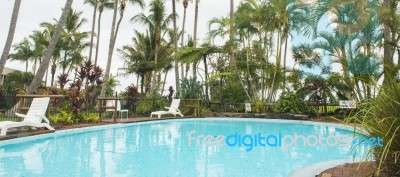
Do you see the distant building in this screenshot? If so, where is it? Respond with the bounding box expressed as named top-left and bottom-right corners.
top-left (0, 67), bottom-right (19, 86)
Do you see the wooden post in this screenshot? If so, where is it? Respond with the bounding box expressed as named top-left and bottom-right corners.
top-left (114, 99), bottom-right (117, 122)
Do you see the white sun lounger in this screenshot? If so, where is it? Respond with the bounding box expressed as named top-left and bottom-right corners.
top-left (0, 97), bottom-right (55, 136)
top-left (150, 99), bottom-right (184, 118)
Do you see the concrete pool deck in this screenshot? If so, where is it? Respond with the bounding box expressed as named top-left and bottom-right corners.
top-left (316, 162), bottom-right (375, 177)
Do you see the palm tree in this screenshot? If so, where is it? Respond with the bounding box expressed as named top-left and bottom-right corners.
top-left (9, 38), bottom-right (34, 72)
top-left (181, 0), bottom-right (192, 79)
top-left (5, 71), bottom-right (34, 91)
top-left (9, 30), bottom-right (50, 76)
top-left (27, 0), bottom-right (74, 94)
top-left (207, 17), bottom-right (230, 43)
top-left (381, 0), bottom-right (396, 86)
top-left (171, 0), bottom-right (180, 97)
top-left (94, 0), bottom-right (114, 66)
top-left (100, 0), bottom-right (118, 97)
top-left (189, 0), bottom-right (200, 80)
top-left (229, 0), bottom-right (235, 67)
top-left (175, 44), bottom-right (221, 104)
top-left (84, 0), bottom-right (98, 63)
top-left (0, 0), bottom-right (21, 81)
top-left (28, 30), bottom-right (48, 75)
top-left (119, 31), bottom-right (154, 93)
top-left (131, 0), bottom-right (173, 93)
top-left (39, 22), bottom-right (63, 87)
top-left (100, 0), bottom-right (145, 97)
top-left (64, 32), bottom-right (91, 76)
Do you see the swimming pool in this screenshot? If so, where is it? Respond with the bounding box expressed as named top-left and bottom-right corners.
top-left (0, 118), bottom-right (367, 177)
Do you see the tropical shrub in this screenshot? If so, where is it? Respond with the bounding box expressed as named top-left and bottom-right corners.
top-left (125, 85), bottom-right (139, 112)
top-left (274, 92), bottom-right (315, 114)
top-left (253, 100), bottom-right (264, 113)
top-left (49, 111), bottom-right (74, 125)
top-left (345, 80), bottom-right (400, 176)
top-left (82, 113), bottom-right (100, 123)
top-left (136, 95), bottom-right (169, 115)
top-left (180, 78), bottom-right (203, 99)
top-left (51, 60), bottom-right (104, 123)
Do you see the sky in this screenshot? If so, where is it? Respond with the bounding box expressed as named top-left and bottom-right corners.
top-left (2, 0), bottom-right (353, 94)
top-left (0, 0), bottom-right (244, 93)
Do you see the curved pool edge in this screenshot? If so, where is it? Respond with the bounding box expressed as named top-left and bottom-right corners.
top-left (0, 117), bottom-right (360, 147)
top-left (287, 158), bottom-right (364, 177)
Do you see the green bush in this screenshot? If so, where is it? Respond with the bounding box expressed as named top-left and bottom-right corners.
top-left (82, 113), bottom-right (100, 123)
top-left (136, 99), bottom-right (153, 115)
top-left (49, 111), bottom-right (74, 125)
top-left (274, 92), bottom-right (315, 114)
top-left (253, 100), bottom-right (264, 113)
top-left (135, 96), bottom-right (168, 115)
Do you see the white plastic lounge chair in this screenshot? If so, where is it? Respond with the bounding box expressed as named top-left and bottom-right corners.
top-left (105, 100), bottom-right (129, 119)
top-left (0, 97), bottom-right (54, 136)
top-left (150, 99), bottom-right (184, 118)
top-left (245, 103), bottom-right (252, 113)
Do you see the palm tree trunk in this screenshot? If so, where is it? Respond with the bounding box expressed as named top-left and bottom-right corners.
top-left (203, 55), bottom-right (210, 106)
top-left (88, 0), bottom-right (98, 62)
top-left (27, 0), bottom-right (73, 94)
top-left (193, 0), bottom-right (199, 47)
top-left (45, 65), bottom-right (49, 87)
top-left (94, 11), bottom-right (103, 66)
top-left (171, 0), bottom-right (180, 97)
top-left (382, 0), bottom-right (396, 86)
top-left (0, 0), bottom-right (21, 78)
top-left (229, 0), bottom-right (235, 67)
top-left (181, 7), bottom-right (187, 78)
top-left (140, 74), bottom-right (144, 93)
top-left (267, 30), bottom-right (282, 102)
top-left (161, 70), bottom-right (168, 96)
top-left (50, 63), bottom-right (56, 87)
top-left (100, 0), bottom-right (118, 97)
top-left (151, 43), bottom-right (159, 93)
top-left (192, 0), bottom-right (200, 80)
top-left (25, 61), bottom-right (28, 72)
top-left (282, 35), bottom-right (288, 91)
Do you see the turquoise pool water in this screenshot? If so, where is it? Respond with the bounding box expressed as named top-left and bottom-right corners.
top-left (0, 118), bottom-right (367, 177)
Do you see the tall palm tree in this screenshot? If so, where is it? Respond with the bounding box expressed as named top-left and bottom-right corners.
top-left (59, 9), bottom-right (88, 73)
top-left (207, 17), bottom-right (230, 42)
top-left (229, 0), bottom-right (235, 67)
top-left (131, 0), bottom-right (173, 93)
top-left (84, 0), bottom-right (98, 63)
top-left (192, 0), bottom-right (199, 79)
top-left (0, 0), bottom-right (21, 81)
top-left (94, 0), bottom-right (114, 66)
top-left (119, 31), bottom-right (154, 93)
top-left (100, 0), bottom-right (118, 97)
top-left (171, 0), bottom-right (180, 97)
top-left (39, 22), bottom-right (63, 87)
top-left (180, 0), bottom-right (192, 79)
top-left (28, 30), bottom-right (47, 75)
top-left (27, 0), bottom-right (74, 94)
top-left (9, 38), bottom-right (34, 72)
top-left (100, 0), bottom-right (145, 97)
top-left (382, 0), bottom-right (396, 86)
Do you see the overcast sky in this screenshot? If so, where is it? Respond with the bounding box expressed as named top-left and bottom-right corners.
top-left (0, 0), bottom-right (242, 93)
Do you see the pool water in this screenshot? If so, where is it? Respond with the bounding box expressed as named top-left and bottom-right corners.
top-left (0, 118), bottom-right (367, 177)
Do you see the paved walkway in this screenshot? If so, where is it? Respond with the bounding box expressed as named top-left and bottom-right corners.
top-left (317, 162), bottom-right (375, 177)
